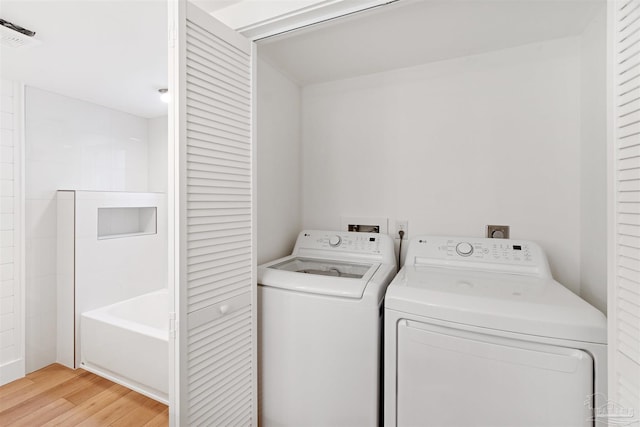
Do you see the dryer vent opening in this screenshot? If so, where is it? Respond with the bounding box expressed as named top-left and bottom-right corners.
top-left (348, 224), bottom-right (380, 233)
top-left (0, 19), bottom-right (41, 48)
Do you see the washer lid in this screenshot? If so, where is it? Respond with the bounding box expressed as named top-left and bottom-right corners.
top-left (258, 255), bottom-right (380, 299)
top-left (385, 266), bottom-right (607, 344)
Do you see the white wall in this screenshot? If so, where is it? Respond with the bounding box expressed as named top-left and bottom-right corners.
top-left (148, 115), bottom-right (168, 193)
top-left (257, 58), bottom-right (301, 264)
top-left (25, 87), bottom-right (150, 372)
top-left (579, 6), bottom-right (607, 314)
top-left (301, 37), bottom-right (584, 293)
top-left (56, 191), bottom-right (167, 368)
top-left (0, 79), bottom-right (24, 385)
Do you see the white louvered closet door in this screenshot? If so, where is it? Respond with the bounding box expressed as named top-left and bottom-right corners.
top-left (610, 0), bottom-right (640, 418)
top-left (169, 1), bottom-right (255, 425)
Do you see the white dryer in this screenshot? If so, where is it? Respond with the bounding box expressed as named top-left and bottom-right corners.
top-left (259, 230), bottom-right (397, 426)
top-left (384, 236), bottom-right (607, 427)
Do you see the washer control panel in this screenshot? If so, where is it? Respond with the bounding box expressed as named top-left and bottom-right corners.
top-left (406, 236), bottom-right (550, 277)
top-left (299, 231), bottom-right (382, 253)
top-left (291, 230), bottom-right (397, 265)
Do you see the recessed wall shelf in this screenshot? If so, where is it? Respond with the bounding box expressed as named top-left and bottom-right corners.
top-left (97, 207), bottom-right (157, 239)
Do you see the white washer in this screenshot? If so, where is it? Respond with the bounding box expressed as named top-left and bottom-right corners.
top-left (385, 236), bottom-right (607, 427)
top-left (258, 230), bottom-right (396, 426)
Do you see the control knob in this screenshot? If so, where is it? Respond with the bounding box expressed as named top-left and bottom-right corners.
top-left (456, 242), bottom-right (474, 257)
top-left (329, 235), bottom-right (342, 247)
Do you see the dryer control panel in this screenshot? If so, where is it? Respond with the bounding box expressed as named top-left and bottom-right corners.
top-left (292, 230), bottom-right (396, 265)
top-left (406, 236), bottom-right (552, 278)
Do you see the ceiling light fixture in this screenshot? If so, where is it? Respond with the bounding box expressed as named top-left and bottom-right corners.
top-left (158, 88), bottom-right (169, 103)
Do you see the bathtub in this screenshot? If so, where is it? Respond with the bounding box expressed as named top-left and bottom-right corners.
top-left (80, 289), bottom-right (168, 404)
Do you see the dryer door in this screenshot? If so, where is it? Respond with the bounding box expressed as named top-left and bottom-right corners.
top-left (396, 320), bottom-right (594, 427)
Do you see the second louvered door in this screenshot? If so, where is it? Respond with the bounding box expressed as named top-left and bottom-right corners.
top-left (609, 0), bottom-right (640, 419)
top-left (170, 1), bottom-right (255, 425)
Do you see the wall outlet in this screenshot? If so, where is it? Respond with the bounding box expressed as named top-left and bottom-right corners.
top-left (395, 220), bottom-right (408, 240)
top-left (487, 225), bottom-right (510, 239)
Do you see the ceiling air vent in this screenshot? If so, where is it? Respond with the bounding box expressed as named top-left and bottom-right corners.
top-left (0, 18), bottom-right (41, 48)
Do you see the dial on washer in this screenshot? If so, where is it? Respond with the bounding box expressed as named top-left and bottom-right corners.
top-left (329, 235), bottom-right (342, 247)
top-left (456, 242), bottom-right (474, 256)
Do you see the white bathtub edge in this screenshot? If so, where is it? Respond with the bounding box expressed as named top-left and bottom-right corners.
top-left (81, 362), bottom-right (168, 405)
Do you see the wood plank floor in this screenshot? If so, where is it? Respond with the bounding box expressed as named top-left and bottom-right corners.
top-left (0, 364), bottom-right (168, 426)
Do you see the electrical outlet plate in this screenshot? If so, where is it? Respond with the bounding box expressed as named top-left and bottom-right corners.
top-left (487, 225), bottom-right (510, 239)
top-left (394, 220), bottom-right (408, 240)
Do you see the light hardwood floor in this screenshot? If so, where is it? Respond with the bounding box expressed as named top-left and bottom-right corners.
top-left (0, 364), bottom-right (168, 426)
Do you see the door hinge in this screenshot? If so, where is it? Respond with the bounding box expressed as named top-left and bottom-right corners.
top-left (168, 26), bottom-right (176, 48)
top-left (169, 312), bottom-right (177, 339)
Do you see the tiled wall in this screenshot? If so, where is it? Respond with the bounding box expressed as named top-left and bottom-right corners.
top-left (0, 79), bottom-right (23, 385)
top-left (148, 116), bottom-right (168, 193)
top-left (25, 87), bottom-right (150, 372)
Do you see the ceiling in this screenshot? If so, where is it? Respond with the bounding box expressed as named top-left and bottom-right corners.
top-left (258, 0), bottom-right (605, 85)
top-left (0, 0), bottom-right (604, 115)
top-left (0, 0), bottom-right (168, 118)
top-left (192, 0), bottom-right (244, 13)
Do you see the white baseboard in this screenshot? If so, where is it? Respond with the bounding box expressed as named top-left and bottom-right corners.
top-left (0, 358), bottom-right (25, 386)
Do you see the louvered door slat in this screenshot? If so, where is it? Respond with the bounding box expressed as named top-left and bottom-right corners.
top-left (620, 252), bottom-right (640, 270)
top-left (187, 125), bottom-right (248, 147)
top-left (175, 1), bottom-right (255, 425)
top-left (612, 0), bottom-right (640, 416)
top-left (619, 168), bottom-right (640, 182)
top-left (187, 164), bottom-right (250, 179)
top-left (621, 45), bottom-right (640, 66)
top-left (186, 38), bottom-right (250, 86)
top-left (188, 113), bottom-right (250, 139)
top-left (188, 213), bottom-right (251, 225)
top-left (188, 144), bottom-right (250, 163)
top-left (188, 105), bottom-right (250, 134)
top-left (187, 63), bottom-right (250, 103)
top-left (187, 180), bottom-right (250, 192)
top-left (187, 85), bottom-right (251, 119)
top-left (215, 397), bottom-right (252, 426)
top-left (187, 42), bottom-right (251, 94)
top-left (620, 145), bottom-right (640, 162)
top-left (187, 169), bottom-right (250, 183)
top-left (187, 233), bottom-right (251, 247)
top-left (619, 3), bottom-right (640, 32)
top-left (189, 330), bottom-right (251, 375)
top-left (186, 22), bottom-right (250, 69)
top-left (187, 158), bottom-right (249, 174)
top-left (189, 220), bottom-right (252, 235)
top-left (187, 91), bottom-right (250, 120)
top-left (619, 109), bottom-right (640, 127)
top-left (188, 99), bottom-right (250, 127)
top-left (188, 273), bottom-right (250, 298)
top-left (191, 287), bottom-right (250, 312)
top-left (620, 44), bottom-right (640, 70)
top-left (188, 272), bottom-right (251, 296)
top-left (620, 243), bottom-right (640, 260)
top-left (618, 84), bottom-right (640, 104)
top-left (619, 93), bottom-right (640, 116)
top-left (188, 267), bottom-right (250, 298)
top-left (190, 348), bottom-right (252, 398)
top-left (188, 201), bottom-right (251, 212)
top-left (189, 339), bottom-right (251, 387)
top-left (187, 77), bottom-right (250, 109)
top-left (186, 32), bottom-right (250, 77)
top-left (619, 190), bottom-right (640, 203)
